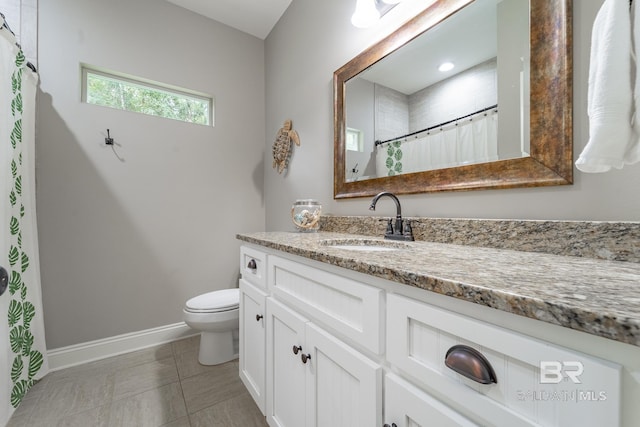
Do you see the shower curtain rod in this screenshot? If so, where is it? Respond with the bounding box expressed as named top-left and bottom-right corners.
top-left (374, 104), bottom-right (498, 147)
top-left (0, 12), bottom-right (36, 72)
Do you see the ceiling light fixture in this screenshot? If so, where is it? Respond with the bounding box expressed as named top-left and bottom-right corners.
top-left (351, 0), bottom-right (403, 29)
top-left (438, 62), bottom-right (455, 72)
top-left (351, 0), bottom-right (380, 28)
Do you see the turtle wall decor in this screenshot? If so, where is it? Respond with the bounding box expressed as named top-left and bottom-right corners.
top-left (272, 119), bottom-right (300, 173)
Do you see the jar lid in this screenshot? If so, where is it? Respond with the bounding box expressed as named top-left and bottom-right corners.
top-left (294, 199), bottom-right (320, 205)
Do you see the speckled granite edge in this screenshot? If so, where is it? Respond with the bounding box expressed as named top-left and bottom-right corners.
top-left (319, 216), bottom-right (640, 263)
top-left (237, 232), bottom-right (640, 347)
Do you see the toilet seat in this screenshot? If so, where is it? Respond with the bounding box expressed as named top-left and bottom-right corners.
top-left (185, 288), bottom-right (239, 313)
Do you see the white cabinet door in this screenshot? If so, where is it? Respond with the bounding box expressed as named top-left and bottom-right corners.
top-left (266, 297), bottom-right (382, 427)
top-left (385, 374), bottom-right (479, 427)
top-left (266, 298), bottom-right (308, 427)
top-left (239, 278), bottom-right (268, 414)
top-left (305, 322), bottom-right (382, 427)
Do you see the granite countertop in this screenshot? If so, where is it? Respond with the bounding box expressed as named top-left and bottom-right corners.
top-left (237, 231), bottom-right (640, 347)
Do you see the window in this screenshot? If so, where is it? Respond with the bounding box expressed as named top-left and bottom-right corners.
top-left (81, 65), bottom-right (213, 126)
top-left (346, 127), bottom-right (364, 152)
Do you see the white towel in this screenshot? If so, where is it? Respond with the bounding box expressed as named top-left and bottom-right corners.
top-left (576, 0), bottom-right (638, 173)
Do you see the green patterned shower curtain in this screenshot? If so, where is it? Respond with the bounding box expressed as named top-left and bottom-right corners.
top-left (1, 20), bottom-right (48, 425)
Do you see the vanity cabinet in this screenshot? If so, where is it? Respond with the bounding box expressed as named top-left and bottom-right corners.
top-left (239, 243), bottom-right (625, 427)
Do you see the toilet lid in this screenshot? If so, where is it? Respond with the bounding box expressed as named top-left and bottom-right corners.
top-left (185, 288), bottom-right (239, 312)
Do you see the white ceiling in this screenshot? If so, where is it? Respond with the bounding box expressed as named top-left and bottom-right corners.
top-left (165, 0), bottom-right (293, 40)
top-left (358, 0), bottom-right (499, 95)
top-left (166, 0), bottom-right (504, 96)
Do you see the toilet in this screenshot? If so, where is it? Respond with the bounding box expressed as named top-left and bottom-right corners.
top-left (183, 288), bottom-right (240, 365)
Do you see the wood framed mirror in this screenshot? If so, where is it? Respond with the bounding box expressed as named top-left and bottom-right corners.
top-left (334, 0), bottom-right (572, 199)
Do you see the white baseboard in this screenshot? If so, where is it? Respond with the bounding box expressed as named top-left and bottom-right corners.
top-left (47, 322), bottom-right (198, 371)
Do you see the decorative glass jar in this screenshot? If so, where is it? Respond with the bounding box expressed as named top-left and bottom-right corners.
top-left (291, 199), bottom-right (322, 232)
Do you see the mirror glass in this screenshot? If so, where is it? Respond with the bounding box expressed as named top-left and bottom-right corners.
top-left (345, 0), bottom-right (528, 181)
top-left (334, 0), bottom-right (572, 198)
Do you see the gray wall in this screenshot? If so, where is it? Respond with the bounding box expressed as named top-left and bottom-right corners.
top-left (32, 0), bottom-right (640, 349)
top-left (345, 77), bottom-right (376, 180)
top-left (264, 0), bottom-right (640, 230)
top-left (0, 0), bottom-right (37, 65)
top-left (37, 0), bottom-right (265, 348)
top-left (497, 0), bottom-right (529, 159)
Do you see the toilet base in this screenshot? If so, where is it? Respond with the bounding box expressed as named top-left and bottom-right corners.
top-left (198, 330), bottom-right (238, 365)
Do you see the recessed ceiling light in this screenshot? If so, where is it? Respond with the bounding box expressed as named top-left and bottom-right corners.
top-left (438, 62), bottom-right (455, 72)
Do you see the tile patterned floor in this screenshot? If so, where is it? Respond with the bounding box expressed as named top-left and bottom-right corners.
top-left (7, 336), bottom-right (268, 427)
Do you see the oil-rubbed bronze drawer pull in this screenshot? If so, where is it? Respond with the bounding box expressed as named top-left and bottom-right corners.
top-left (247, 259), bottom-right (257, 270)
top-left (445, 345), bottom-right (497, 385)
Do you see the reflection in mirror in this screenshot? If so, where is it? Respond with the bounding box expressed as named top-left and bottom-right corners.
top-left (334, 0), bottom-right (572, 199)
top-left (345, 0), bottom-right (529, 182)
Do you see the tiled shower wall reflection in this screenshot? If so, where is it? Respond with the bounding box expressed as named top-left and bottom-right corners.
top-left (408, 58), bottom-right (497, 132)
top-left (372, 58), bottom-right (498, 141)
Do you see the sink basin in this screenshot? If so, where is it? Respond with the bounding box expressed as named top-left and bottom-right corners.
top-left (329, 245), bottom-right (400, 252)
top-left (319, 239), bottom-right (410, 252)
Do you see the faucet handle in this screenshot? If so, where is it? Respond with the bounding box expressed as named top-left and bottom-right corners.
top-left (385, 219), bottom-right (394, 236)
top-left (403, 220), bottom-right (415, 241)
top-left (394, 217), bottom-right (404, 236)
top-left (377, 218), bottom-right (394, 237)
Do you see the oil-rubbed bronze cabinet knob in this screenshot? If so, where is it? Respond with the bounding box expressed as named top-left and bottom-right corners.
top-left (255, 314), bottom-right (263, 321)
top-left (301, 353), bottom-right (312, 364)
top-left (444, 345), bottom-right (497, 385)
top-left (247, 259), bottom-right (257, 270)
top-left (383, 424), bottom-right (398, 427)
top-left (292, 345), bottom-right (302, 355)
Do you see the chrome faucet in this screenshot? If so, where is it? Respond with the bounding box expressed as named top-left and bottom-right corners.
top-left (369, 192), bottom-right (414, 241)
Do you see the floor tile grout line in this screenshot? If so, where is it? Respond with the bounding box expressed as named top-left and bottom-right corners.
top-left (174, 352), bottom-right (194, 427)
top-left (110, 355), bottom-right (181, 403)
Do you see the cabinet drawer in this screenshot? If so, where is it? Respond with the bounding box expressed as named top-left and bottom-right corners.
top-left (385, 373), bottom-right (478, 427)
top-left (387, 294), bottom-right (621, 427)
top-left (240, 245), bottom-right (267, 290)
top-left (268, 255), bottom-right (384, 354)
